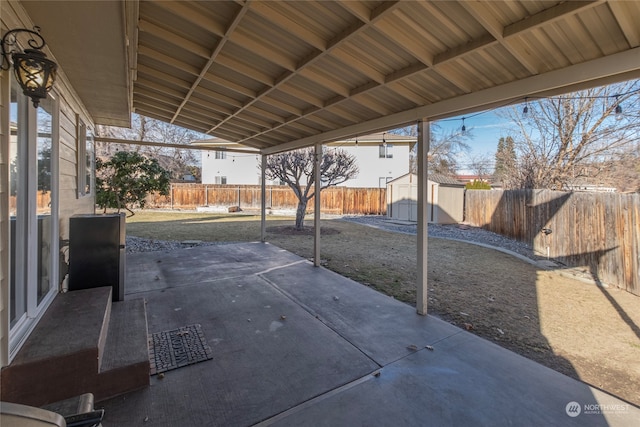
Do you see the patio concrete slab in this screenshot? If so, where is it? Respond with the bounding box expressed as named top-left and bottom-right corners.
top-left (262, 261), bottom-right (462, 366)
top-left (125, 242), bottom-right (302, 295)
top-left (102, 243), bottom-right (379, 426)
top-left (100, 242), bottom-right (639, 426)
top-left (263, 330), bottom-right (636, 427)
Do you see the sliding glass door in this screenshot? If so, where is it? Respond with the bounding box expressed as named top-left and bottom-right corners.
top-left (9, 80), bottom-right (59, 356)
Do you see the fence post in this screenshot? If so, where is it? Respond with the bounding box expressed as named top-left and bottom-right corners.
top-left (170, 183), bottom-right (174, 210)
top-left (205, 185), bottom-right (208, 206)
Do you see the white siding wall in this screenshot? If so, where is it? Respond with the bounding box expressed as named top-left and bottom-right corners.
top-left (335, 145), bottom-right (410, 188)
top-left (201, 145), bottom-right (410, 188)
top-left (201, 151), bottom-right (263, 185)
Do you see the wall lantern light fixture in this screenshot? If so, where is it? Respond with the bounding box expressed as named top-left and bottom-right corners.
top-left (1, 27), bottom-right (57, 108)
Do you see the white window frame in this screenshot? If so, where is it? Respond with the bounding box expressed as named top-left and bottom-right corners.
top-left (76, 117), bottom-right (94, 197)
top-left (379, 144), bottom-right (393, 158)
top-left (9, 88), bottom-right (60, 361)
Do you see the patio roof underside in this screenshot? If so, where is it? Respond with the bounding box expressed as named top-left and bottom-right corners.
top-left (25, 0), bottom-right (640, 154)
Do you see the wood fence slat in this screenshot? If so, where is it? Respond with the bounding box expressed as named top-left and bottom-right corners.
top-left (465, 189), bottom-right (639, 296)
top-left (147, 184), bottom-right (386, 216)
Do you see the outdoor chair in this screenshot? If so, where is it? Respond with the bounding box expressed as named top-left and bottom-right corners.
top-left (1, 393), bottom-right (104, 427)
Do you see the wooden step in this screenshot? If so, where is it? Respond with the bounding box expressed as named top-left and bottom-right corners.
top-left (1, 286), bottom-right (150, 407)
top-left (95, 298), bottom-right (150, 401)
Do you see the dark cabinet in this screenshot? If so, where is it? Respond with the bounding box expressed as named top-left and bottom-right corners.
top-left (69, 213), bottom-right (125, 301)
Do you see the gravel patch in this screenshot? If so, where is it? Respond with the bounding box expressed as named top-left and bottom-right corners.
top-left (126, 236), bottom-right (226, 253)
top-left (340, 215), bottom-right (545, 262)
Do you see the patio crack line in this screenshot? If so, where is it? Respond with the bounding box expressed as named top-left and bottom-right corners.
top-left (254, 259), bottom-right (308, 276)
top-left (379, 329), bottom-right (466, 368)
top-left (124, 273), bottom-right (254, 296)
top-left (256, 272), bottom-right (383, 370)
top-left (252, 370), bottom-right (378, 426)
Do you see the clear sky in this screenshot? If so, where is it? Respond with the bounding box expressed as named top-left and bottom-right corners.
top-left (433, 107), bottom-right (517, 174)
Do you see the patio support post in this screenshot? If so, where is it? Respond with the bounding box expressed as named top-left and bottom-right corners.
top-left (261, 154), bottom-right (267, 242)
top-left (417, 119), bottom-right (430, 315)
top-left (314, 143), bottom-right (321, 267)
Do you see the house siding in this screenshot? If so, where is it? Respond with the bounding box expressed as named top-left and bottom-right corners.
top-left (201, 144), bottom-right (411, 188)
top-left (0, 0), bottom-right (96, 366)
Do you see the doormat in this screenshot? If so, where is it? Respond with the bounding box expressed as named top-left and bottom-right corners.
top-left (149, 324), bottom-right (213, 375)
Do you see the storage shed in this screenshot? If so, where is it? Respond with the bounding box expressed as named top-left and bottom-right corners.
top-left (386, 173), bottom-right (466, 224)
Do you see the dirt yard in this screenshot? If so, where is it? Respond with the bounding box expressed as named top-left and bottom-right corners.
top-left (126, 212), bottom-right (640, 406)
top-left (265, 222), bottom-right (640, 407)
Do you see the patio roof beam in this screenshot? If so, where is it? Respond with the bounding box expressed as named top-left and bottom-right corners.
top-left (170, 2), bottom-right (251, 125)
top-left (261, 46), bottom-right (640, 155)
top-left (207, 1), bottom-right (402, 135)
top-left (94, 137), bottom-right (259, 154)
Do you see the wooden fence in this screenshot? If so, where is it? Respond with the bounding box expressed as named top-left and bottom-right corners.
top-left (147, 183), bottom-right (387, 215)
top-left (465, 189), bottom-right (640, 296)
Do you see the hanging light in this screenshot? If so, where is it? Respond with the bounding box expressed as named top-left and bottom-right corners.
top-left (522, 97), bottom-right (529, 116)
top-left (1, 27), bottom-right (58, 108)
top-left (614, 95), bottom-right (623, 120)
top-left (461, 117), bottom-right (466, 133)
top-left (382, 132), bottom-right (387, 147)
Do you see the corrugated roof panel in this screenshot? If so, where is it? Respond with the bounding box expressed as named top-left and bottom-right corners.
top-left (577, 6), bottom-right (630, 55)
top-left (404, 72), bottom-right (460, 103)
top-left (464, 46), bottom-right (523, 86)
top-left (267, 87), bottom-right (319, 113)
top-left (346, 30), bottom-right (417, 74)
top-left (512, 28), bottom-right (571, 74)
top-left (360, 86), bottom-right (418, 113)
top-left (310, 56), bottom-right (374, 93)
top-left (405, 1), bottom-right (476, 51)
top-left (112, 0), bottom-right (640, 150)
top-left (219, 44), bottom-right (285, 85)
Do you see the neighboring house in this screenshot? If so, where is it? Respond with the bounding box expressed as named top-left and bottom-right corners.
top-left (193, 140), bottom-right (265, 185)
top-left (387, 173), bottom-right (466, 224)
top-left (196, 132), bottom-right (413, 188)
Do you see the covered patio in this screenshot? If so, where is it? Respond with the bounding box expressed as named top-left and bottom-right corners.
top-left (100, 242), bottom-right (638, 426)
top-left (3, 1), bottom-right (640, 424)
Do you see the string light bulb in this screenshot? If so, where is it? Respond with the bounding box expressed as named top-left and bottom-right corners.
top-left (614, 95), bottom-right (623, 120)
top-left (523, 97), bottom-right (529, 116)
top-left (382, 132), bottom-right (387, 147)
top-left (461, 117), bottom-right (466, 133)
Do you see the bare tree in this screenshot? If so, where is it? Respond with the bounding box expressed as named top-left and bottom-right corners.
top-left (501, 81), bottom-right (640, 189)
top-left (467, 153), bottom-right (494, 181)
top-left (96, 114), bottom-right (204, 181)
top-left (591, 142), bottom-right (640, 192)
top-left (265, 147), bottom-right (358, 230)
top-left (402, 123), bottom-right (471, 176)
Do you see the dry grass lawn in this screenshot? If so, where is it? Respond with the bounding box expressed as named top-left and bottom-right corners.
top-left (127, 211), bottom-right (640, 406)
